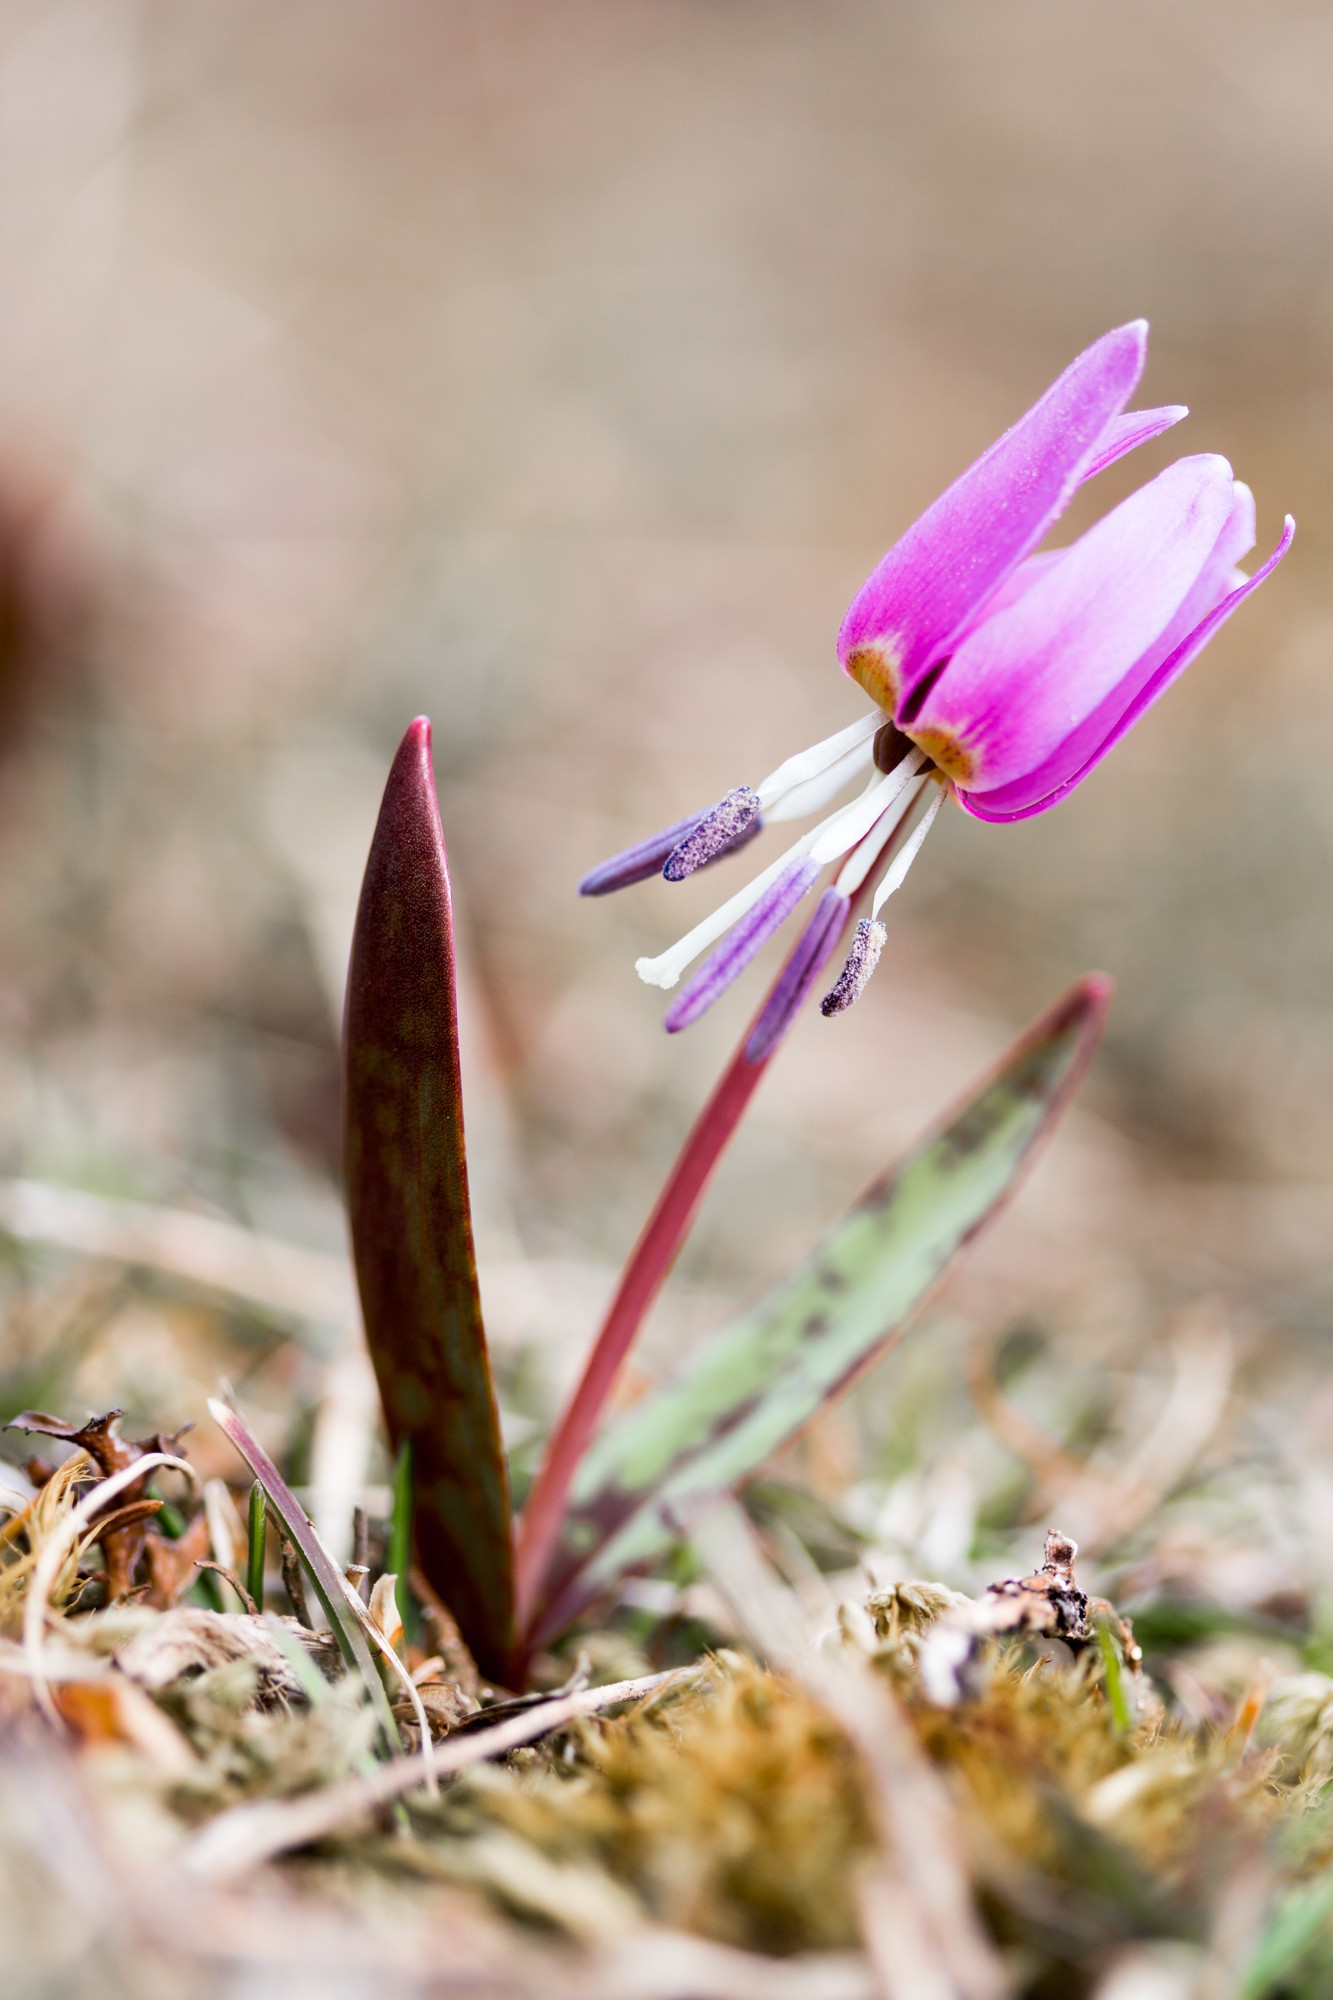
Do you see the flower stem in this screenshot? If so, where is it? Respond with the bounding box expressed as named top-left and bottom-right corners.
top-left (513, 884), bottom-right (867, 1639)
top-left (513, 1032), bottom-right (772, 1630)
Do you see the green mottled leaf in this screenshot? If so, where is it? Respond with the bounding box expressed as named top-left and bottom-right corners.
top-left (528, 975), bottom-right (1109, 1648)
top-left (344, 718), bottom-right (514, 1683)
top-left (1240, 1879), bottom-right (1333, 2000)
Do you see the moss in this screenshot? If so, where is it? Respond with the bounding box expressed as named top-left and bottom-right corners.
top-left (424, 1657), bottom-right (877, 1954)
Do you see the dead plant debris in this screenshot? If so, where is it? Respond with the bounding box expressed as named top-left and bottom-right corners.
top-left (3, 1402), bottom-right (1333, 1998)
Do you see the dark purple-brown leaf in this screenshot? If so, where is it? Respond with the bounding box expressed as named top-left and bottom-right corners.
top-left (343, 717), bottom-right (515, 1683)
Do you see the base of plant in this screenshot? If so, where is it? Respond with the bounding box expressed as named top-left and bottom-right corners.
top-left (5, 1459), bottom-right (1330, 1999)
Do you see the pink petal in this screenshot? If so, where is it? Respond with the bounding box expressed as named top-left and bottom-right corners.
top-left (956, 479), bottom-right (1256, 815)
top-left (1080, 405), bottom-right (1189, 481)
top-left (837, 321), bottom-right (1148, 713)
top-left (946, 549), bottom-right (1066, 647)
top-left (944, 409), bottom-right (1201, 655)
top-left (910, 454), bottom-right (1238, 795)
top-left (958, 514), bottom-right (1294, 823)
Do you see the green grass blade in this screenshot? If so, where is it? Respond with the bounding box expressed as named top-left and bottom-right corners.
top-left (343, 718), bottom-right (514, 1683)
top-left (1095, 1618), bottom-right (1132, 1735)
top-left (1240, 1879), bottom-right (1333, 1999)
top-left (246, 1480), bottom-right (266, 1610)
top-left (527, 974), bottom-right (1110, 1648)
top-left (209, 1397), bottom-right (399, 1747)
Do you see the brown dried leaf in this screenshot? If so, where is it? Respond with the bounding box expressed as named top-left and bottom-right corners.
top-left (6, 1408), bottom-right (195, 1604)
top-left (392, 1676), bottom-right (480, 1744)
top-left (142, 1511), bottom-right (212, 1610)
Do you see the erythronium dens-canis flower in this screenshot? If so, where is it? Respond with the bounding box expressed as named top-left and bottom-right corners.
top-left (580, 322), bottom-right (1293, 1057)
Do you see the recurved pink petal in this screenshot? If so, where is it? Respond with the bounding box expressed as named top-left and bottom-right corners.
top-left (837, 321), bottom-right (1148, 715)
top-left (965, 479), bottom-right (1251, 670)
top-left (909, 454), bottom-right (1238, 796)
top-left (1080, 404), bottom-right (1189, 481)
top-left (956, 479), bottom-right (1257, 817)
top-left (959, 514), bottom-right (1294, 823)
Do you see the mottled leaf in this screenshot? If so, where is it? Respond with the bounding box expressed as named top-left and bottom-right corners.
top-left (344, 718), bottom-right (514, 1682)
top-left (1240, 1878), bottom-right (1333, 2000)
top-left (527, 975), bottom-right (1109, 1648)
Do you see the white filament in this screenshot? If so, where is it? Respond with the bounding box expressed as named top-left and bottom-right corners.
top-left (635, 829), bottom-right (821, 989)
top-left (762, 736), bottom-right (878, 823)
top-left (870, 781), bottom-right (945, 916)
top-left (754, 712), bottom-right (879, 812)
top-left (834, 774), bottom-right (929, 898)
top-left (809, 751), bottom-right (924, 863)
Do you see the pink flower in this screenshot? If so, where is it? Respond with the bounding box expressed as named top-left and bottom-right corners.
top-left (582, 322), bottom-right (1293, 1048)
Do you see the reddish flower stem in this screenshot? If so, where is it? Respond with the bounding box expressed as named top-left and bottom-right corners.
top-left (514, 1025), bottom-right (774, 1629)
top-left (513, 876), bottom-right (873, 1639)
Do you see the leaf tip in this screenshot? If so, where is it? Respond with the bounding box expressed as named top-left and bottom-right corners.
top-left (371, 716), bottom-right (447, 875)
top-left (387, 715), bottom-right (437, 811)
top-left (1064, 969), bottom-right (1114, 1037)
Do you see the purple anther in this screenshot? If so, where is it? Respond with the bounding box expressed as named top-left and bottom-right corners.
top-left (579, 811), bottom-right (709, 896)
top-left (744, 888), bottom-right (848, 1065)
top-left (662, 787), bottom-right (761, 882)
top-left (820, 918), bottom-right (887, 1017)
top-left (580, 801), bottom-right (763, 896)
top-left (665, 855), bottom-right (822, 1034)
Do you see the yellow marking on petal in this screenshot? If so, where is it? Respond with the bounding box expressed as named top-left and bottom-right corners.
top-left (907, 726), bottom-right (974, 787)
top-left (844, 641), bottom-right (900, 716)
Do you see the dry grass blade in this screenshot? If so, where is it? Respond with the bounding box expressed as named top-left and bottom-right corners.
top-left (21, 1450), bottom-right (196, 1723)
top-left (183, 1666), bottom-right (696, 1882)
top-left (201, 1478), bottom-right (248, 1611)
top-left (0, 1177), bottom-right (354, 1324)
top-left (595, 1930), bottom-right (878, 2000)
top-left (0, 1461), bottom-right (36, 1515)
top-left (967, 1305), bottom-right (1233, 1555)
top-left (0, 1453), bottom-right (89, 1624)
top-left (329, 1564), bottom-right (438, 1795)
top-left (1088, 1311), bottom-right (1234, 1553)
top-left (0, 1637), bottom-right (117, 1683)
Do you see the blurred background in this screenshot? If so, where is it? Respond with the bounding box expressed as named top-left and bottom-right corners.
top-left (0, 0), bottom-right (1330, 1602)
